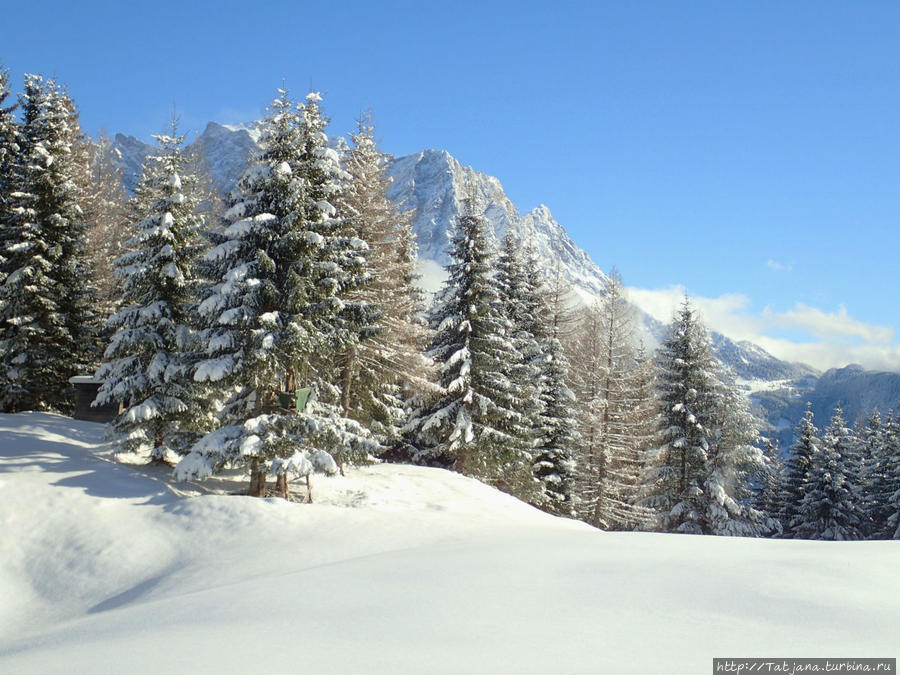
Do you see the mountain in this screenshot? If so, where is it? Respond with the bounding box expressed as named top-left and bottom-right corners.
top-left (753, 364), bottom-right (900, 448)
top-left (383, 149), bottom-right (817, 386)
top-left (114, 121), bottom-right (262, 195)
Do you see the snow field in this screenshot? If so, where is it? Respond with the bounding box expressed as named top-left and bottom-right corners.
top-left (1, 413), bottom-right (897, 674)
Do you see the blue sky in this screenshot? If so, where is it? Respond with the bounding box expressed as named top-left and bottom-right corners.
top-left (3, 1), bottom-right (899, 371)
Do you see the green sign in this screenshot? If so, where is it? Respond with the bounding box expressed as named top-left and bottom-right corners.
top-left (295, 388), bottom-right (312, 411)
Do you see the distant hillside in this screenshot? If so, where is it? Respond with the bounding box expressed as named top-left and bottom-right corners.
top-left (752, 364), bottom-right (900, 448)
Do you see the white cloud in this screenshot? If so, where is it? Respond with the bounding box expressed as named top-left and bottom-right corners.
top-left (766, 259), bottom-right (793, 272)
top-left (752, 337), bottom-right (900, 373)
top-left (767, 303), bottom-right (895, 344)
top-left (627, 285), bottom-right (900, 373)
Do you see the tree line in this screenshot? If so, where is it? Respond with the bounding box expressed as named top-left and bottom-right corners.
top-left (1, 64), bottom-right (897, 538)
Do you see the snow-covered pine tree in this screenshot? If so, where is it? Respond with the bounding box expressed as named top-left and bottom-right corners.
top-left (493, 233), bottom-right (542, 500)
top-left (0, 75), bottom-right (96, 412)
top-left (704, 375), bottom-right (772, 536)
top-left (640, 300), bottom-right (767, 535)
top-left (857, 409), bottom-right (883, 538)
top-left (881, 412), bottom-right (900, 539)
top-left (753, 439), bottom-right (784, 535)
top-left (781, 404), bottom-right (819, 537)
top-left (792, 406), bottom-right (863, 541)
top-left (864, 410), bottom-right (900, 538)
top-left (0, 64), bottom-right (17, 306)
top-left (333, 116), bottom-right (433, 450)
top-left (0, 64), bottom-right (16, 218)
top-left (411, 204), bottom-right (526, 484)
top-left (569, 270), bottom-right (648, 529)
top-left (529, 262), bottom-right (578, 516)
top-left (289, 93), bottom-right (378, 474)
top-left (175, 90), bottom-right (376, 497)
top-left (94, 123), bottom-right (209, 461)
top-left (639, 301), bottom-right (718, 533)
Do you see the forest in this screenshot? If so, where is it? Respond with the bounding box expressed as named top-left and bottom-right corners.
top-left (1, 65), bottom-right (898, 541)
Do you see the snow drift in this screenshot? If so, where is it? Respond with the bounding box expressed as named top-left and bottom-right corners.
top-left (1, 413), bottom-right (897, 673)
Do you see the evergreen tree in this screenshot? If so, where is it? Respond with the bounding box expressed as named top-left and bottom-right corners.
top-left (640, 301), bottom-right (718, 533)
top-left (857, 409), bottom-right (883, 537)
top-left (704, 377), bottom-right (772, 536)
top-left (792, 406), bottom-right (863, 541)
top-left (0, 75), bottom-right (96, 412)
top-left (333, 116), bottom-right (432, 450)
top-left (174, 90), bottom-right (376, 497)
top-left (94, 123), bottom-right (209, 461)
top-left (640, 301), bottom-right (767, 535)
top-left (0, 64), bottom-right (18, 319)
top-left (533, 334), bottom-right (578, 515)
top-left (884, 411), bottom-right (900, 539)
top-left (528, 261), bottom-right (578, 515)
top-left (753, 439), bottom-right (784, 535)
top-left (411, 206), bottom-right (526, 484)
top-left (0, 64), bottom-right (17, 221)
top-left (293, 92), bottom-right (376, 473)
top-left (781, 405), bottom-right (819, 537)
top-left (493, 233), bottom-right (542, 500)
top-left (868, 410), bottom-right (900, 539)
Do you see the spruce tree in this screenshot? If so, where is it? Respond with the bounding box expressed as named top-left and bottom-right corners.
top-left (867, 410), bottom-right (900, 538)
top-left (292, 92), bottom-right (377, 473)
top-left (0, 64), bottom-right (17, 220)
top-left (857, 409), bottom-right (883, 537)
top-left (0, 64), bottom-right (18, 316)
top-left (782, 405), bottom-right (819, 537)
top-left (529, 262), bottom-right (577, 516)
top-left (94, 123), bottom-right (209, 461)
top-left (753, 439), bottom-right (784, 535)
top-left (493, 233), bottom-right (542, 500)
top-left (411, 206), bottom-right (525, 484)
top-left (704, 377), bottom-right (772, 536)
top-left (0, 75), bottom-right (95, 412)
top-left (175, 90), bottom-right (376, 497)
top-left (793, 406), bottom-right (863, 540)
top-left (884, 411), bottom-right (900, 539)
top-left (640, 301), bottom-right (718, 533)
top-left (640, 301), bottom-right (767, 535)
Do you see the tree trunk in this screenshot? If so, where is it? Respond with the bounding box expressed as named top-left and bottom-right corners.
top-left (275, 473), bottom-right (289, 500)
top-left (340, 345), bottom-right (356, 417)
top-left (306, 474), bottom-right (313, 503)
top-left (456, 447), bottom-right (468, 476)
top-left (249, 458), bottom-right (267, 497)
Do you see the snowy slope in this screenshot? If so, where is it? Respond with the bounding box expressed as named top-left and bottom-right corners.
top-left (2, 414), bottom-right (898, 673)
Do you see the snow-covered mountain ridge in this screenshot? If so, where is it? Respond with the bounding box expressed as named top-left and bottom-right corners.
top-left (110, 124), bottom-right (807, 389)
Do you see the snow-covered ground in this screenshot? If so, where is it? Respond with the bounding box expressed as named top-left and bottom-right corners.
top-left (1, 413), bottom-right (897, 674)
